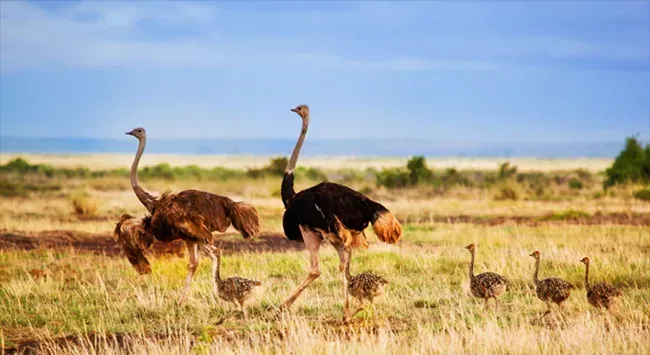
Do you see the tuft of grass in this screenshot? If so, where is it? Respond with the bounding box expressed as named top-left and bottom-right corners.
top-left (494, 183), bottom-right (520, 201)
top-left (568, 178), bottom-right (583, 190)
top-left (69, 191), bottom-right (98, 217)
top-left (633, 189), bottom-right (650, 202)
top-left (539, 209), bottom-right (591, 221)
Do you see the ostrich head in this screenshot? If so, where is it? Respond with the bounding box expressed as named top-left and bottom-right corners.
top-left (529, 250), bottom-right (541, 259)
top-left (290, 105), bottom-right (309, 119)
top-left (580, 257), bottom-right (590, 265)
top-left (126, 127), bottom-right (146, 140)
top-left (464, 243), bottom-right (476, 252)
top-left (112, 213), bottom-right (154, 275)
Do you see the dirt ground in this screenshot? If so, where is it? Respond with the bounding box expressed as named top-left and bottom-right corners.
top-left (2, 212), bottom-right (649, 255)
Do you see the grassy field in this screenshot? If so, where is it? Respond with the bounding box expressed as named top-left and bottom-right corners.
top-left (1, 155), bottom-right (649, 354)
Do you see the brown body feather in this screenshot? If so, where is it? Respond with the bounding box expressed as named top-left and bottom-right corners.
top-left (147, 190), bottom-right (260, 244)
top-left (465, 244), bottom-right (509, 309)
top-left (215, 250), bottom-right (263, 316)
top-left (581, 257), bottom-right (622, 310)
top-left (112, 214), bottom-right (154, 275)
top-left (348, 271), bottom-right (389, 303)
top-left (530, 251), bottom-right (574, 309)
top-left (112, 190), bottom-right (260, 276)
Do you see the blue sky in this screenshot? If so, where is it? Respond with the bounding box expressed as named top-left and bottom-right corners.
top-left (0, 0), bottom-right (648, 143)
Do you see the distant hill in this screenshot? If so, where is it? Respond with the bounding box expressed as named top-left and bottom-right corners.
top-left (0, 136), bottom-right (622, 157)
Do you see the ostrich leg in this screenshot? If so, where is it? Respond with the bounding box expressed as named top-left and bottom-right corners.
top-left (178, 241), bottom-right (199, 306)
top-left (202, 244), bottom-right (220, 294)
top-left (335, 244), bottom-right (351, 322)
top-left (281, 226), bottom-right (321, 310)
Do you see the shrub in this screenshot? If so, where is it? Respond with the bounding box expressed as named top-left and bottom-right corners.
top-left (604, 136), bottom-right (649, 188)
top-left (634, 189), bottom-right (650, 202)
top-left (0, 180), bottom-right (27, 197)
top-left (568, 178), bottom-right (583, 190)
top-left (406, 156), bottom-right (432, 185)
top-left (494, 183), bottom-right (520, 201)
top-left (376, 168), bottom-right (410, 189)
top-left (70, 192), bottom-right (98, 217)
top-left (498, 162), bottom-right (517, 179)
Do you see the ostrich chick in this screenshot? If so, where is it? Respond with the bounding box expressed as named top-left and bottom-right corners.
top-left (529, 250), bottom-right (574, 316)
top-left (465, 243), bottom-right (509, 310)
top-left (215, 249), bottom-right (263, 318)
top-left (347, 257), bottom-right (389, 319)
top-left (580, 257), bottom-right (622, 310)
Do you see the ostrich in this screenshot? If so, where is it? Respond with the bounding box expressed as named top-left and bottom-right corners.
top-left (580, 257), bottom-right (622, 310)
top-left (529, 250), bottom-right (574, 316)
top-left (465, 243), bottom-right (509, 310)
top-left (346, 255), bottom-right (389, 320)
top-left (214, 249), bottom-right (263, 319)
top-left (112, 128), bottom-right (261, 306)
top-left (278, 105), bottom-right (402, 321)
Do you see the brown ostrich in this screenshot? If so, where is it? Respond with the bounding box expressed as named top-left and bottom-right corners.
top-left (346, 256), bottom-right (389, 319)
top-left (111, 128), bottom-right (261, 306)
top-left (580, 257), bottom-right (622, 310)
top-left (529, 250), bottom-right (574, 316)
top-left (214, 249), bottom-right (263, 319)
top-left (465, 243), bottom-right (509, 310)
top-left (279, 105), bottom-right (402, 321)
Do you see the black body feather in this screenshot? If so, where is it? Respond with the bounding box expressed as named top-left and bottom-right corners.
top-left (281, 176), bottom-right (388, 242)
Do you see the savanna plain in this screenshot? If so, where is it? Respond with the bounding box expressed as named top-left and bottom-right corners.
top-left (1, 154), bottom-right (649, 354)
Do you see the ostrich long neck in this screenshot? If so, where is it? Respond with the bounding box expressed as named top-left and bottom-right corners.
top-left (584, 263), bottom-right (590, 291)
top-left (468, 251), bottom-right (475, 279)
top-left (281, 115), bottom-right (309, 206)
top-left (130, 137), bottom-right (155, 213)
top-left (216, 252), bottom-right (222, 282)
top-left (533, 258), bottom-right (540, 285)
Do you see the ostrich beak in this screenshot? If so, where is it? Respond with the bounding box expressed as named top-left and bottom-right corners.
top-left (290, 108), bottom-right (298, 113)
top-left (125, 131), bottom-right (134, 136)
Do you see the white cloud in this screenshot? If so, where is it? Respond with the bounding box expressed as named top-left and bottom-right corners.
top-left (0, 1), bottom-right (647, 73)
top-left (0, 1), bottom-right (222, 71)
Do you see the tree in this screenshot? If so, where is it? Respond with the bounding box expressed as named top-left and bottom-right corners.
top-left (604, 136), bottom-right (649, 188)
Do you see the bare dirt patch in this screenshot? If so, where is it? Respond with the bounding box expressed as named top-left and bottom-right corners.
top-left (2, 212), bottom-right (649, 255)
top-left (0, 230), bottom-right (304, 255)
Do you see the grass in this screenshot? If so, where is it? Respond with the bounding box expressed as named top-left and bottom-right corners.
top-left (0, 155), bottom-right (649, 354)
top-left (1, 225), bottom-right (648, 354)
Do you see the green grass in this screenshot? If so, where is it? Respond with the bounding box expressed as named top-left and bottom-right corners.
top-left (1, 224), bottom-right (648, 354)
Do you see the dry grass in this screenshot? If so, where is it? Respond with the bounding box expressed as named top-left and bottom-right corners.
top-left (1, 225), bottom-right (648, 354)
top-left (0, 155), bottom-right (648, 354)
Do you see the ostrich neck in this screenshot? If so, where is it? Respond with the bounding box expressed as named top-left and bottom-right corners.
top-left (286, 116), bottom-right (309, 175)
top-left (130, 137), bottom-right (155, 213)
top-left (281, 115), bottom-right (309, 206)
top-left (533, 258), bottom-right (540, 285)
top-left (468, 251), bottom-right (475, 279)
top-left (216, 253), bottom-right (222, 282)
top-left (584, 263), bottom-right (590, 291)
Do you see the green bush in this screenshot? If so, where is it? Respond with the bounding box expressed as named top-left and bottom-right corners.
top-left (604, 136), bottom-right (649, 188)
top-left (634, 189), bottom-right (650, 202)
top-left (406, 156), bottom-right (432, 185)
top-left (376, 168), bottom-right (410, 189)
top-left (498, 162), bottom-right (517, 180)
top-left (568, 178), bottom-right (583, 190)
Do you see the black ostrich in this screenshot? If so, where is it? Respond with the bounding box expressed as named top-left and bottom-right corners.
top-left (279, 104), bottom-right (403, 321)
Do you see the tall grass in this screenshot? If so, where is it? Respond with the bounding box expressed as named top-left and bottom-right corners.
top-left (1, 225), bottom-right (648, 354)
